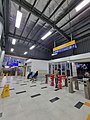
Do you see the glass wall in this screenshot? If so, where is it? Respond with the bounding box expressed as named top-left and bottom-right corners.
top-left (49, 62), bottom-right (71, 76)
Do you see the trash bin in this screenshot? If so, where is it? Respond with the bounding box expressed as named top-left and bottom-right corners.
top-left (83, 78), bottom-right (90, 100)
top-left (68, 77), bottom-right (74, 93)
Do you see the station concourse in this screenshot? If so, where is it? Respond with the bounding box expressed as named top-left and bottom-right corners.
top-left (0, 0), bottom-right (90, 120)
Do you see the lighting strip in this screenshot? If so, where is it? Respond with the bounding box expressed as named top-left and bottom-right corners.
top-left (12, 39), bottom-right (16, 45)
top-left (15, 10), bottom-right (22, 28)
top-left (29, 45), bottom-right (36, 50)
top-left (24, 52), bottom-right (28, 55)
top-left (75, 0), bottom-right (90, 12)
top-left (41, 31), bottom-right (52, 40)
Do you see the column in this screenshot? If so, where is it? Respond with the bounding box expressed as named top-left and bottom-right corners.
top-left (0, 0), bottom-right (4, 70)
top-left (72, 62), bottom-right (77, 77)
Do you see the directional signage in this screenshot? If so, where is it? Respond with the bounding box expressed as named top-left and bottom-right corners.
top-left (53, 40), bottom-right (77, 54)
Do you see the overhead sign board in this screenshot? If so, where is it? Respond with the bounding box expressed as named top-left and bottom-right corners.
top-left (53, 40), bottom-right (77, 54)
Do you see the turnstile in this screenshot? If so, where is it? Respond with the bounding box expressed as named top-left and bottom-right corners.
top-left (83, 78), bottom-right (90, 100)
top-left (74, 77), bottom-right (79, 90)
top-left (68, 76), bottom-right (79, 93)
top-left (68, 77), bottom-right (74, 93)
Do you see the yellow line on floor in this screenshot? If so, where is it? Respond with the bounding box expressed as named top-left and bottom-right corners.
top-left (84, 102), bottom-right (90, 107)
top-left (86, 114), bottom-right (90, 120)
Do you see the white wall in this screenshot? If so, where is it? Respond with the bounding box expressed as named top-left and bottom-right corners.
top-left (50, 52), bottom-right (90, 63)
top-left (26, 59), bottom-right (49, 74)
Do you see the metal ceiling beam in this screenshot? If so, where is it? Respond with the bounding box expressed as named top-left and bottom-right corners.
top-left (76, 33), bottom-right (90, 42)
top-left (8, 32), bottom-right (52, 52)
top-left (42, 0), bottom-right (52, 13)
top-left (39, 0), bottom-right (85, 45)
top-left (3, 0), bottom-right (10, 44)
top-left (47, 15), bottom-right (90, 47)
top-left (54, 0), bottom-right (83, 24)
top-left (74, 28), bottom-right (90, 36)
top-left (23, 0), bottom-right (52, 44)
top-left (23, 18), bottom-right (39, 43)
top-left (11, 0), bottom-right (71, 41)
top-left (55, 24), bottom-right (90, 45)
top-left (31, 0), bottom-right (66, 43)
top-left (60, 5), bottom-right (90, 29)
top-left (31, 22), bottom-right (46, 40)
top-left (49, 0), bottom-right (66, 19)
top-left (0, 1), bottom-right (4, 49)
top-left (49, 25), bottom-right (90, 49)
top-left (18, 0), bottom-right (37, 42)
top-left (46, 6), bottom-right (90, 47)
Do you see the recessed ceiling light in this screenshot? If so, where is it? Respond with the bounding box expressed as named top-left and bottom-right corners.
top-left (11, 48), bottom-right (14, 52)
top-left (75, 0), bottom-right (90, 12)
top-left (41, 31), bottom-right (52, 40)
top-left (29, 45), bottom-right (36, 50)
top-left (24, 51), bottom-right (28, 55)
top-left (15, 10), bottom-right (22, 28)
top-left (12, 39), bottom-right (16, 45)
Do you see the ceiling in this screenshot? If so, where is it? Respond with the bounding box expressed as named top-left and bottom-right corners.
top-left (3, 0), bottom-right (90, 60)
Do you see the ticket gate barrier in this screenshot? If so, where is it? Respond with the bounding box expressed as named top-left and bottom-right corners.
top-left (58, 75), bottom-right (68, 89)
top-left (75, 80), bottom-right (79, 90)
top-left (62, 75), bottom-right (68, 87)
top-left (50, 75), bottom-right (54, 86)
top-left (68, 77), bottom-right (74, 93)
top-left (45, 74), bottom-right (48, 84)
top-left (73, 77), bottom-right (79, 90)
top-left (58, 76), bottom-right (62, 89)
top-left (83, 78), bottom-right (90, 100)
top-left (45, 74), bottom-right (50, 84)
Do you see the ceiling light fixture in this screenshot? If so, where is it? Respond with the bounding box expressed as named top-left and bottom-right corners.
top-left (24, 52), bottom-right (28, 55)
top-left (12, 39), bottom-right (16, 45)
top-left (29, 45), bottom-right (36, 50)
top-left (15, 10), bottom-right (22, 28)
top-left (75, 0), bottom-right (90, 12)
top-left (11, 48), bottom-right (14, 52)
top-left (51, 53), bottom-right (57, 56)
top-left (41, 31), bottom-right (52, 40)
top-left (52, 53), bottom-right (55, 56)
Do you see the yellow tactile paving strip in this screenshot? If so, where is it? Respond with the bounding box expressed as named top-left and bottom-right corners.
top-left (86, 114), bottom-right (90, 120)
top-left (84, 102), bottom-right (90, 107)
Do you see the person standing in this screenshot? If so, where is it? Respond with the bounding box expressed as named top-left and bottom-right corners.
top-left (54, 69), bottom-right (59, 88)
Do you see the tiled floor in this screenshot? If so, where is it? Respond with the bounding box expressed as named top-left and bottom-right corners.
top-left (0, 76), bottom-right (90, 120)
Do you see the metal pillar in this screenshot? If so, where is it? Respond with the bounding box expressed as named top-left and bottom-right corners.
top-left (68, 77), bottom-right (74, 93)
top-left (83, 78), bottom-right (90, 100)
top-left (0, 0), bottom-right (4, 70)
top-left (75, 79), bottom-right (79, 90)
